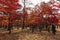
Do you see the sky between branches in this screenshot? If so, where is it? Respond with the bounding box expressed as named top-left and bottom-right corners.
top-left (19, 0), bottom-right (57, 8)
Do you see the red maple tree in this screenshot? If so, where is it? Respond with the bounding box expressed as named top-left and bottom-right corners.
top-left (0, 0), bottom-right (22, 25)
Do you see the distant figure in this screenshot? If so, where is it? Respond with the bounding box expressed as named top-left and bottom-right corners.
top-left (52, 23), bottom-right (56, 35)
top-left (22, 23), bottom-right (25, 29)
top-left (39, 24), bottom-right (43, 32)
top-left (45, 24), bottom-right (48, 30)
top-left (31, 24), bottom-right (36, 33)
top-left (47, 25), bottom-right (50, 32)
top-left (8, 23), bottom-right (12, 34)
top-left (46, 21), bottom-right (49, 31)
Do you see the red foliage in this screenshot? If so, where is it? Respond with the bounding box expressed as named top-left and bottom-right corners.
top-left (0, 0), bottom-right (22, 25)
top-left (0, 0), bottom-right (21, 15)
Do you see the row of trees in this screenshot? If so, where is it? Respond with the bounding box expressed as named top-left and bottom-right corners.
top-left (0, 0), bottom-right (60, 27)
top-left (24, 1), bottom-right (60, 25)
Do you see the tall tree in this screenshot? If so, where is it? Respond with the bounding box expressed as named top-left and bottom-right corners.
top-left (0, 0), bottom-right (22, 25)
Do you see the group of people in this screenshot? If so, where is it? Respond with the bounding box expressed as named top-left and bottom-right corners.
top-left (7, 22), bottom-right (57, 35)
top-left (30, 23), bottom-right (56, 35)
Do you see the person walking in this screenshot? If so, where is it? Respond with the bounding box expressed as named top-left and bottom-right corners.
top-left (8, 23), bottom-right (12, 34)
top-left (47, 25), bottom-right (50, 32)
top-left (39, 23), bottom-right (43, 32)
top-left (52, 23), bottom-right (56, 35)
top-left (31, 24), bottom-right (36, 33)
